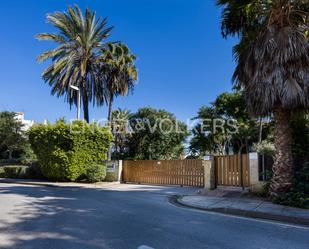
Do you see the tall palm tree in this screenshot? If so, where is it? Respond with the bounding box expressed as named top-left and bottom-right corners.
top-left (217, 0), bottom-right (309, 196)
top-left (36, 5), bottom-right (113, 122)
top-left (98, 42), bottom-right (138, 126)
top-left (97, 42), bottom-right (137, 159)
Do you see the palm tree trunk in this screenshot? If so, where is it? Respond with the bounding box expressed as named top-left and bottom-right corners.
top-left (269, 106), bottom-right (293, 197)
top-left (259, 117), bottom-right (263, 143)
top-left (107, 94), bottom-right (114, 160)
top-left (107, 94), bottom-right (114, 126)
top-left (82, 88), bottom-right (89, 123)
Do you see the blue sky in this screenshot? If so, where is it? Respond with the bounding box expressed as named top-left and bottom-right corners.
top-left (0, 0), bottom-right (237, 123)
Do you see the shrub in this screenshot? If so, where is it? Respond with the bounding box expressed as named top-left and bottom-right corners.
top-left (273, 191), bottom-right (308, 209)
top-left (28, 120), bottom-right (112, 181)
top-left (254, 141), bottom-right (275, 156)
top-left (3, 165), bottom-right (29, 178)
top-left (272, 162), bottom-right (309, 209)
top-left (0, 167), bottom-right (5, 177)
top-left (105, 172), bottom-right (117, 182)
top-left (83, 164), bottom-right (106, 183)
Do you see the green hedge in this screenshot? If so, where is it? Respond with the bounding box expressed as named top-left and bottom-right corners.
top-left (3, 165), bottom-right (29, 178)
top-left (82, 163), bottom-right (107, 183)
top-left (28, 120), bottom-right (112, 181)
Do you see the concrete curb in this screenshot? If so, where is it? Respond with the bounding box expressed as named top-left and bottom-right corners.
top-left (171, 195), bottom-right (309, 227)
top-left (0, 178), bottom-right (119, 189)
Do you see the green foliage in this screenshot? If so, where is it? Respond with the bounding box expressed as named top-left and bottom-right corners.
top-left (124, 108), bottom-right (189, 160)
top-left (83, 164), bottom-right (106, 183)
top-left (36, 5), bottom-right (113, 122)
top-left (104, 172), bottom-right (117, 182)
top-left (3, 165), bottom-right (29, 178)
top-left (98, 43), bottom-right (138, 121)
top-left (272, 162), bottom-right (309, 208)
top-left (0, 112), bottom-right (27, 159)
top-left (291, 114), bottom-right (309, 157)
top-left (273, 191), bottom-right (308, 209)
top-left (254, 141), bottom-right (275, 156)
top-left (0, 167), bottom-right (5, 177)
top-left (28, 120), bottom-right (112, 181)
top-left (190, 91), bottom-right (262, 156)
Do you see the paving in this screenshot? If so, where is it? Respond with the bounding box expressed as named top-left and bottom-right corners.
top-left (0, 182), bottom-right (309, 249)
top-left (177, 188), bottom-right (309, 226)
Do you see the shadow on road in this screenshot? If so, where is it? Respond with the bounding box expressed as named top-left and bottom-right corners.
top-left (0, 184), bottom-right (197, 249)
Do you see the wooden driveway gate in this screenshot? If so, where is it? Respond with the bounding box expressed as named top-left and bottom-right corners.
top-left (214, 154), bottom-right (250, 187)
top-left (122, 160), bottom-right (204, 187)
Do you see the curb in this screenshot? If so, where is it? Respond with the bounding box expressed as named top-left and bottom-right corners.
top-left (0, 178), bottom-right (61, 188)
top-left (0, 178), bottom-right (119, 189)
top-left (170, 195), bottom-right (309, 227)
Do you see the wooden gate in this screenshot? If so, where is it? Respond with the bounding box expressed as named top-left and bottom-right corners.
top-left (214, 154), bottom-right (250, 187)
top-left (122, 160), bottom-right (204, 187)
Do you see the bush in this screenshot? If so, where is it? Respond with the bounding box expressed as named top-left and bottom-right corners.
top-left (0, 167), bottom-right (5, 177)
top-left (272, 162), bottom-right (309, 209)
top-left (83, 164), bottom-right (106, 183)
top-left (3, 166), bottom-right (29, 178)
top-left (273, 191), bottom-right (308, 209)
top-left (28, 120), bottom-right (112, 181)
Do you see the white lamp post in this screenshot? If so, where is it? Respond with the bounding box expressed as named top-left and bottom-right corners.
top-left (69, 85), bottom-right (81, 120)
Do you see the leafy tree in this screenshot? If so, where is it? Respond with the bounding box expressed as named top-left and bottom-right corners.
top-left (125, 108), bottom-right (189, 160)
top-left (190, 92), bottom-right (261, 156)
top-left (217, 0), bottom-right (309, 196)
top-left (36, 5), bottom-right (113, 122)
top-left (0, 112), bottom-right (26, 159)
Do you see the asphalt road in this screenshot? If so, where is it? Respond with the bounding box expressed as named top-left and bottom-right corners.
top-left (0, 183), bottom-right (308, 249)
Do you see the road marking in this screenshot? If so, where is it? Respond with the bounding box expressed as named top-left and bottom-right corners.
top-left (138, 245), bottom-right (155, 249)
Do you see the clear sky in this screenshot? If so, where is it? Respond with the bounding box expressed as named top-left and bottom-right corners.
top-left (0, 0), bottom-right (237, 123)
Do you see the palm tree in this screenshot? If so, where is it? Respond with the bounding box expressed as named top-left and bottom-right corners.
top-left (36, 5), bottom-right (113, 122)
top-left (217, 0), bottom-right (309, 196)
top-left (97, 42), bottom-right (138, 159)
top-left (98, 42), bottom-right (138, 126)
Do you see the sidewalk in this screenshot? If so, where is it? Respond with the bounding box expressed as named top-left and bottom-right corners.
top-left (0, 178), bottom-right (119, 188)
top-left (176, 193), bottom-right (309, 226)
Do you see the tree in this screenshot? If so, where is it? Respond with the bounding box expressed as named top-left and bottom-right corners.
top-left (98, 42), bottom-right (138, 125)
top-left (36, 5), bottom-right (113, 122)
top-left (189, 92), bottom-right (260, 156)
top-left (97, 42), bottom-right (138, 159)
top-left (125, 108), bottom-right (189, 160)
top-left (217, 0), bottom-right (309, 196)
top-left (0, 112), bottom-right (26, 159)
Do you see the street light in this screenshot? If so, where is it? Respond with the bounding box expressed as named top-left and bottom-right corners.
top-left (69, 85), bottom-right (81, 120)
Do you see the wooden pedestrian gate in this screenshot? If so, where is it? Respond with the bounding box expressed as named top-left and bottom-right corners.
top-left (122, 160), bottom-right (204, 187)
top-left (214, 154), bottom-right (250, 187)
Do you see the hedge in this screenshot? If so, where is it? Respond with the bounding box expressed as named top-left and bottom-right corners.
top-left (28, 120), bottom-right (112, 181)
top-left (2, 165), bottom-right (30, 178)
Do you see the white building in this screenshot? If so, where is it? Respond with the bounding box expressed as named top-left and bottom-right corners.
top-left (15, 112), bottom-right (34, 131)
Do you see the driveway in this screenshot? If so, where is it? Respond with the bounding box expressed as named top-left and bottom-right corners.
top-left (0, 183), bottom-right (308, 249)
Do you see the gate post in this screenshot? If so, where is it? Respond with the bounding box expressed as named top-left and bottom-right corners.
top-left (203, 157), bottom-right (215, 189)
top-left (249, 153), bottom-right (264, 192)
top-left (104, 160), bottom-right (123, 182)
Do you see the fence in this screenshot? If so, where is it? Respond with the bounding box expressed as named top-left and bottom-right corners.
top-left (215, 154), bottom-right (250, 187)
top-left (122, 160), bottom-right (204, 187)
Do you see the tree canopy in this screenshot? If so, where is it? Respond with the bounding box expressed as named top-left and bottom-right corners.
top-left (114, 107), bottom-right (189, 160)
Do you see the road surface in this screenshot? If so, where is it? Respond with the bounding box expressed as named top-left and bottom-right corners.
top-left (0, 183), bottom-right (308, 249)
